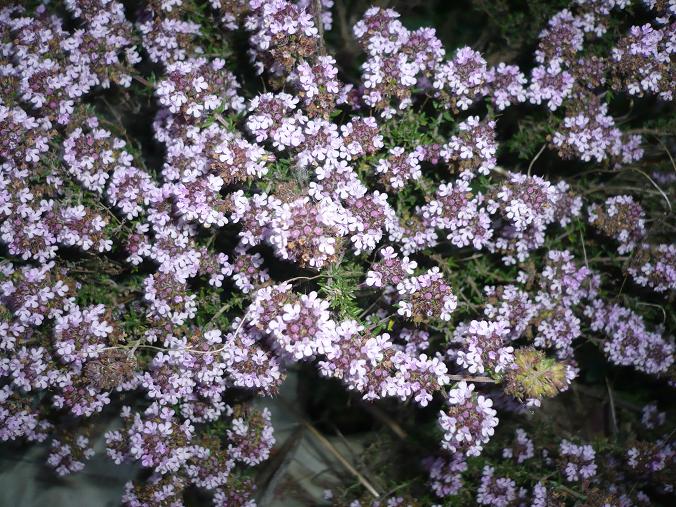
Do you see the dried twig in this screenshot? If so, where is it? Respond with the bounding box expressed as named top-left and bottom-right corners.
top-left (358, 401), bottom-right (408, 440)
top-left (279, 398), bottom-right (381, 498)
top-left (627, 167), bottom-right (672, 212)
top-left (448, 374), bottom-right (497, 384)
top-left (313, 0), bottom-right (327, 56)
top-left (605, 377), bottom-right (618, 436)
top-left (132, 74), bottom-right (153, 87)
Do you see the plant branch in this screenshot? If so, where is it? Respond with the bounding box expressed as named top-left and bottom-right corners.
top-left (279, 398), bottom-right (381, 499)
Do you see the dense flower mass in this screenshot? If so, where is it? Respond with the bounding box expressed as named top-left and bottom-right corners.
top-left (438, 381), bottom-right (499, 457)
top-left (0, 0), bottom-right (674, 505)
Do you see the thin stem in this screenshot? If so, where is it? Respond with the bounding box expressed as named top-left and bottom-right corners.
top-left (359, 294), bottom-right (384, 319)
top-left (132, 74), bottom-right (153, 88)
top-left (605, 377), bottom-right (618, 436)
top-left (448, 374), bottom-right (497, 384)
top-left (626, 167), bottom-right (672, 212)
top-left (527, 143), bottom-right (547, 176)
top-left (550, 480), bottom-right (587, 501)
top-left (654, 135), bottom-right (676, 173)
top-left (104, 305), bottom-right (253, 356)
top-left (635, 301), bottom-right (667, 324)
top-left (215, 113), bottom-right (230, 129)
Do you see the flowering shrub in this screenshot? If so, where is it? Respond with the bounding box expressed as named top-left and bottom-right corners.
top-left (0, 0), bottom-right (674, 506)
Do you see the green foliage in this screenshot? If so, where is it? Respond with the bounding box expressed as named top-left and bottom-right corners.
top-left (501, 115), bottom-right (554, 162)
top-left (319, 261), bottom-right (365, 321)
top-left (380, 107), bottom-right (442, 148)
top-left (473, 0), bottom-right (570, 51)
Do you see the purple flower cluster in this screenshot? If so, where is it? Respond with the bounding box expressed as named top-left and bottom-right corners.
top-left (0, 107), bottom-right (50, 164)
top-left (141, 329), bottom-right (230, 422)
top-left (586, 300), bottom-right (674, 375)
top-left (352, 7), bottom-right (532, 119)
top-left (375, 147), bottom-right (422, 190)
top-left (107, 403), bottom-right (195, 474)
top-left (397, 267), bottom-right (458, 322)
top-left (611, 23), bottom-right (674, 101)
top-left (221, 320), bottom-right (284, 395)
top-left (552, 96), bottom-right (644, 164)
top-left (476, 465), bottom-right (518, 506)
top-left (354, 8), bottom-right (436, 116)
top-left (47, 433), bottom-right (95, 476)
top-left (289, 55), bottom-right (342, 118)
top-left (424, 454), bottom-right (467, 498)
top-left (523, 1), bottom-right (663, 167)
top-left (121, 473), bottom-right (187, 507)
top-left (641, 402), bottom-right (666, 430)
top-left (268, 196), bottom-right (346, 269)
top-left (588, 195), bottom-right (646, 254)
top-left (434, 47), bottom-right (489, 112)
top-left (628, 243), bottom-right (676, 293)
top-left (227, 405), bottom-right (275, 466)
top-left (438, 381), bottom-right (499, 457)
top-left (502, 428), bottom-right (534, 464)
top-left (53, 304), bottom-right (113, 367)
top-left (156, 57), bottom-right (244, 120)
top-left (318, 320), bottom-right (450, 406)
top-left (528, 61), bottom-right (575, 111)
top-left (248, 282), bottom-right (335, 359)
top-left (487, 64), bottom-right (527, 111)
top-left (487, 172), bottom-right (561, 264)
top-left (441, 116), bottom-right (498, 177)
top-left (453, 319), bottom-right (514, 375)
top-left (365, 246), bottom-right (417, 289)
top-left (2, 2), bottom-right (138, 125)
top-left (136, 1), bottom-right (201, 65)
top-left (532, 249), bottom-right (593, 360)
top-left (243, 282), bottom-right (453, 406)
top-left (420, 179), bottom-right (492, 250)
top-left (559, 439), bottom-right (597, 482)
top-left (245, 0), bottom-right (319, 75)
top-left (626, 439), bottom-right (674, 476)
top-left (0, 385), bottom-right (51, 442)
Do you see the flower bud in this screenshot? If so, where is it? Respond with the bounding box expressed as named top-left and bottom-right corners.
top-left (504, 347), bottom-right (570, 402)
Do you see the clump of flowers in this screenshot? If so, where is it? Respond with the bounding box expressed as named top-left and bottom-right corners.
top-left (588, 195), bottom-right (646, 254)
top-left (476, 465), bottom-right (517, 506)
top-left (438, 381), bottom-right (499, 457)
top-left (47, 433), bottom-right (95, 476)
top-left (319, 319), bottom-right (450, 406)
top-left (627, 242), bottom-right (676, 293)
top-left (397, 267), bottom-right (458, 322)
top-left (611, 23), bottom-right (674, 101)
top-left (453, 319), bottom-right (514, 375)
top-left (365, 246), bottom-right (417, 288)
top-left (246, 0), bottom-right (320, 75)
top-left (586, 300), bottom-right (674, 376)
top-left (425, 454), bottom-right (467, 498)
top-left (0, 0), bottom-right (674, 505)
top-left (502, 428), bottom-right (534, 464)
top-left (434, 47), bottom-right (489, 112)
top-left (558, 440), bottom-right (598, 482)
